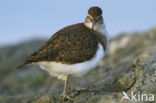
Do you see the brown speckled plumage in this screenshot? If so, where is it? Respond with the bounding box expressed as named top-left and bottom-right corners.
top-left (20, 23), bottom-right (107, 67)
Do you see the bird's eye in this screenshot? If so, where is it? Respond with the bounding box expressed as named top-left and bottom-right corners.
top-left (87, 16), bottom-right (91, 19)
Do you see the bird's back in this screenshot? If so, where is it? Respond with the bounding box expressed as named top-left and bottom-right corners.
top-left (25, 23), bottom-right (100, 65)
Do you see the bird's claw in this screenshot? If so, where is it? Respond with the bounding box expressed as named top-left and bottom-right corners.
top-left (60, 93), bottom-right (74, 101)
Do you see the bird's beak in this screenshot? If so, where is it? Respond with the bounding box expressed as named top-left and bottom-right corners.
top-left (92, 20), bottom-right (96, 30)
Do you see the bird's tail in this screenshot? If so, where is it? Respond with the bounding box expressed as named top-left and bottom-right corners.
top-left (16, 62), bottom-right (29, 69)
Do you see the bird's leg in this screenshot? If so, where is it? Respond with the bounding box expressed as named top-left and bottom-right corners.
top-left (67, 80), bottom-right (87, 92)
top-left (60, 75), bottom-right (73, 101)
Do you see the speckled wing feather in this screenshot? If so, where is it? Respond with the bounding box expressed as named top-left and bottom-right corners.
top-left (23, 23), bottom-right (98, 65)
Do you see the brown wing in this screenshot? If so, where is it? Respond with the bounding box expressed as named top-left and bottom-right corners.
top-left (24, 23), bottom-right (99, 65)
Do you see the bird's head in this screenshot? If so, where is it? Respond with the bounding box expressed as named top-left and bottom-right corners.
top-left (84, 7), bottom-right (104, 31)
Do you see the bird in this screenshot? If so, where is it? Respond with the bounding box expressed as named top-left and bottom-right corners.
top-left (17, 6), bottom-right (109, 101)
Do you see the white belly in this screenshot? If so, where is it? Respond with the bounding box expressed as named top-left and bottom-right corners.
top-left (37, 43), bottom-right (104, 80)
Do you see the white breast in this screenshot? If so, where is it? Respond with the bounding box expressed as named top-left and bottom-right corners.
top-left (37, 43), bottom-right (104, 80)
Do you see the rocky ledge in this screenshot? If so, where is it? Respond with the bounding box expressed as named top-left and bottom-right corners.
top-left (0, 27), bottom-right (156, 103)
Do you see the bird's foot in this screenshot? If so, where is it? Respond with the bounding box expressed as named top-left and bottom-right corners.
top-left (60, 93), bottom-right (74, 101)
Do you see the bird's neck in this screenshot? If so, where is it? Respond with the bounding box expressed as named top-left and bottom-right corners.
top-left (84, 22), bottom-right (103, 33)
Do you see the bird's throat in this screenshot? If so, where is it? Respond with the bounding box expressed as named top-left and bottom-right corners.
top-left (84, 22), bottom-right (104, 34)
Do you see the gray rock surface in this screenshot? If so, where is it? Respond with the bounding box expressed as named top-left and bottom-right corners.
top-left (0, 28), bottom-right (156, 103)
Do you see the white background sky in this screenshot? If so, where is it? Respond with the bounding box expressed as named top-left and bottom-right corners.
top-left (0, 0), bottom-right (156, 46)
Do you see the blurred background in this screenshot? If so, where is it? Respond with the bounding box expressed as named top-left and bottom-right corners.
top-left (0, 0), bottom-right (156, 103)
top-left (0, 0), bottom-right (156, 46)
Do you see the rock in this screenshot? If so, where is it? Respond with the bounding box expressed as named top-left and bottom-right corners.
top-left (0, 27), bottom-right (156, 103)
